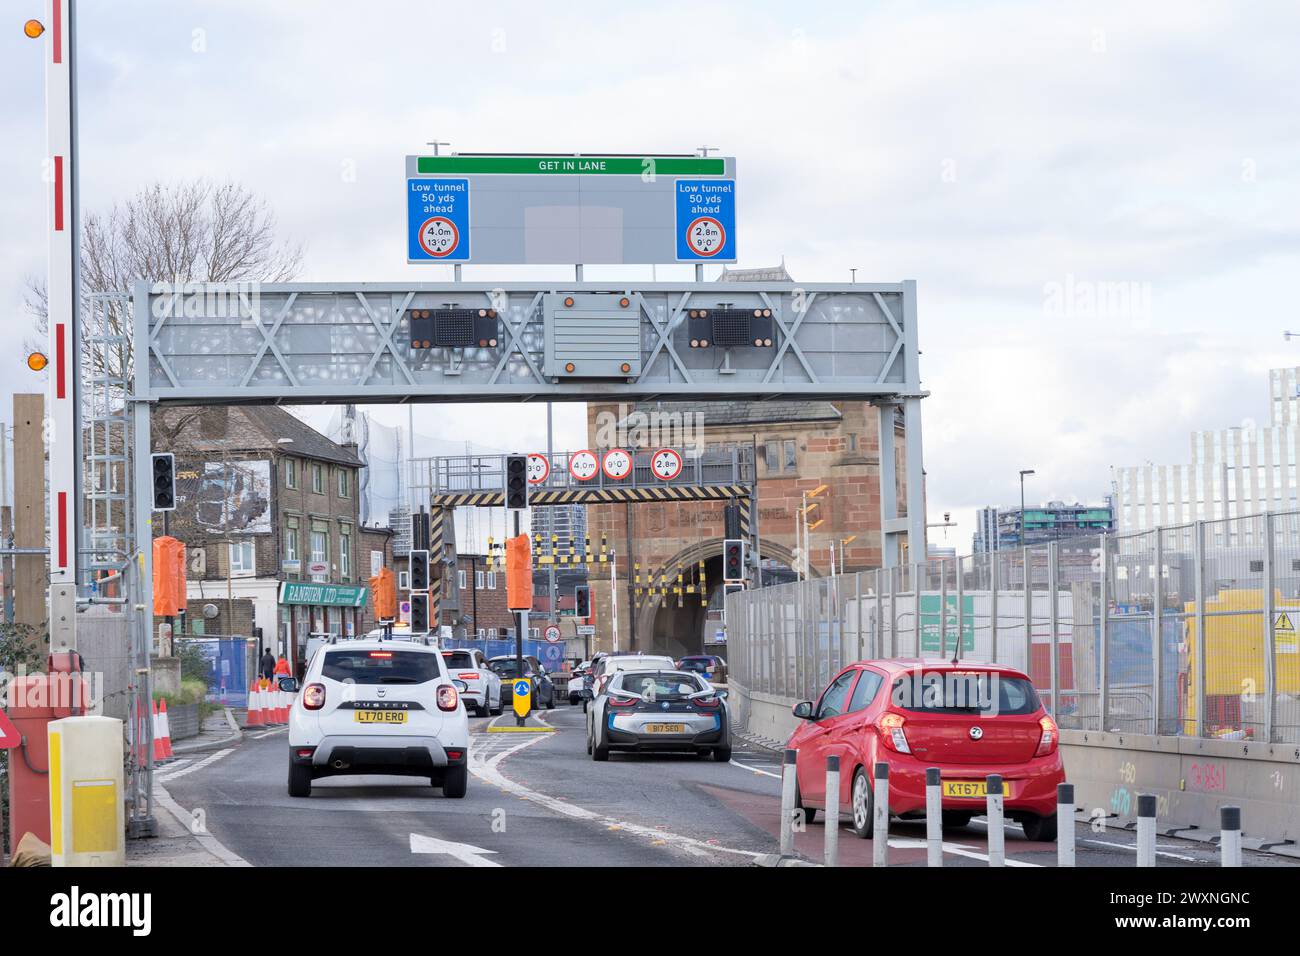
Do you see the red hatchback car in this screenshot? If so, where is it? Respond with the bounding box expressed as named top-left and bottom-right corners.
top-left (787, 659), bottom-right (1065, 841)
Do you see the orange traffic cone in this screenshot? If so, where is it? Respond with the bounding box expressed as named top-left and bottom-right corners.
top-left (152, 701), bottom-right (167, 762)
top-left (158, 698), bottom-right (174, 759)
top-left (246, 682), bottom-right (264, 728)
top-left (277, 685), bottom-right (289, 723)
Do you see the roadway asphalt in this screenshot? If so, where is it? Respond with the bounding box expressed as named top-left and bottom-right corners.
top-left (159, 703), bottom-right (1299, 868)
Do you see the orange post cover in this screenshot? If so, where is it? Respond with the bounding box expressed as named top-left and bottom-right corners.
top-left (506, 534), bottom-right (533, 611)
top-left (369, 566), bottom-right (397, 620)
top-left (152, 536), bottom-right (184, 617)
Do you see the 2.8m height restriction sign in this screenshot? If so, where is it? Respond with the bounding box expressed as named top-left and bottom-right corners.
top-left (675, 179), bottom-right (736, 262)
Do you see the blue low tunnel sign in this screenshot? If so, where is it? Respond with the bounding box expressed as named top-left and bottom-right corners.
top-left (675, 178), bottom-right (736, 261)
top-left (407, 178), bottom-right (471, 262)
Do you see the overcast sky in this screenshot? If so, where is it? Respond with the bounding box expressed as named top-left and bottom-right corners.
top-left (3, 0), bottom-right (1297, 550)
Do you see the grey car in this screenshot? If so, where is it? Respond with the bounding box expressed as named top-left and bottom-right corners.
top-left (585, 669), bottom-right (730, 762)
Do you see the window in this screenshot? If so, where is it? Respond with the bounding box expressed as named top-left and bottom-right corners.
top-left (784, 439), bottom-right (798, 472)
top-left (815, 670), bottom-right (858, 720)
top-left (486, 572), bottom-right (497, 590)
top-left (339, 528), bottom-right (352, 579)
top-left (338, 469), bottom-right (349, 498)
top-left (312, 464), bottom-right (324, 494)
top-left (475, 570), bottom-right (484, 589)
top-left (284, 518), bottom-right (300, 565)
top-left (322, 650), bottom-right (439, 685)
top-left (476, 628), bottom-right (486, 640)
top-left (229, 540), bottom-right (255, 576)
top-left (458, 569), bottom-right (467, 590)
top-left (398, 570), bottom-right (410, 590)
top-left (284, 459), bottom-right (297, 489)
top-left (760, 438), bottom-right (799, 475)
top-left (310, 529), bottom-right (328, 565)
top-left (848, 671), bottom-right (883, 712)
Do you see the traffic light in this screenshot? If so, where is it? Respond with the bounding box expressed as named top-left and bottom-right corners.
top-left (724, 503), bottom-right (741, 540)
top-left (410, 592), bottom-right (430, 634)
top-left (409, 550), bottom-right (430, 591)
top-left (151, 453), bottom-right (176, 511)
top-left (574, 584), bottom-right (591, 619)
top-left (505, 454), bottom-right (528, 510)
top-left (723, 538), bottom-right (746, 583)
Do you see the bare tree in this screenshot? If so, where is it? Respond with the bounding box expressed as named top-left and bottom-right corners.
top-left (25, 179), bottom-right (303, 380)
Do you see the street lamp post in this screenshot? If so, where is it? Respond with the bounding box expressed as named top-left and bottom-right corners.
top-left (1019, 468), bottom-right (1036, 568)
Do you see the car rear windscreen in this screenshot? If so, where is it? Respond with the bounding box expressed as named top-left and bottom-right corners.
top-left (322, 650), bottom-right (441, 684)
top-left (442, 651), bottom-right (475, 669)
top-left (891, 672), bottom-right (1041, 715)
top-left (490, 659), bottom-right (523, 676)
top-left (616, 672), bottom-right (704, 698)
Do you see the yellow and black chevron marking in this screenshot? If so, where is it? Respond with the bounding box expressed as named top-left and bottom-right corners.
top-left (428, 506), bottom-right (448, 627)
top-left (431, 483), bottom-right (751, 508)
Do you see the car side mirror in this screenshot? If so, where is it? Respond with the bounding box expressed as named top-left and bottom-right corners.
top-left (278, 677), bottom-right (299, 693)
top-left (792, 700), bottom-right (814, 719)
top-left (452, 679), bottom-right (468, 693)
top-left (716, 690), bottom-right (728, 700)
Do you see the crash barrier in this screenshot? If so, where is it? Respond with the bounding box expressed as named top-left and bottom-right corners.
top-left (727, 508), bottom-right (1300, 746)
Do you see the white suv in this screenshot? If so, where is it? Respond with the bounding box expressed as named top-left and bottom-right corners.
top-left (285, 639), bottom-right (471, 798)
top-left (441, 647), bottom-right (503, 717)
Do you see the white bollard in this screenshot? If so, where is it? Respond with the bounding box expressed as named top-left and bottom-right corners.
top-left (1057, 783), bottom-right (1075, 867)
top-left (925, 767), bottom-right (943, 867)
top-left (872, 761), bottom-right (889, 867)
top-left (985, 774), bottom-right (1005, 866)
top-left (824, 755), bottom-right (840, 867)
top-left (779, 748), bottom-right (798, 858)
top-left (1136, 794), bottom-right (1157, 867)
top-left (1220, 806), bottom-right (1242, 868)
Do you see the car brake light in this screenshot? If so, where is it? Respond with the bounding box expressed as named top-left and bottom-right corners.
top-left (609, 694), bottom-right (639, 708)
top-left (446, 749), bottom-right (464, 761)
top-left (877, 712), bottom-right (911, 754)
top-left (303, 683), bottom-right (326, 710)
top-left (369, 651), bottom-right (393, 658)
top-left (694, 695), bottom-right (720, 708)
top-left (437, 684), bottom-right (460, 711)
top-left (295, 748), bottom-right (314, 758)
top-left (1035, 715), bottom-right (1058, 756)
top-left (457, 672), bottom-right (479, 680)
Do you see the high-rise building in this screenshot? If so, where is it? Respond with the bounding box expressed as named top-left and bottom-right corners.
top-left (973, 502), bottom-right (1114, 552)
top-left (1113, 366), bottom-right (1300, 534)
top-left (530, 503), bottom-right (588, 553)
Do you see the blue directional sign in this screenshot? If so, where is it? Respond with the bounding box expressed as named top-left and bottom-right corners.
top-left (674, 178), bottom-right (736, 262)
top-left (513, 678), bottom-right (530, 698)
top-left (407, 177), bottom-right (470, 262)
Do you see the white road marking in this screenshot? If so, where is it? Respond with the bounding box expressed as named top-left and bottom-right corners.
top-left (729, 758), bottom-right (782, 779)
top-left (156, 748), bottom-right (235, 783)
top-left (469, 731), bottom-right (762, 861)
top-left (410, 832), bottom-right (501, 867)
top-left (252, 727), bottom-right (287, 739)
top-left (885, 835), bottom-right (1042, 866)
top-left (152, 781), bottom-right (250, 867)
top-left (1082, 838), bottom-right (1201, 863)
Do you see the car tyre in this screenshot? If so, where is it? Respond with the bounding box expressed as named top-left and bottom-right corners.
top-left (941, 811), bottom-right (974, 830)
top-left (476, 700), bottom-right (490, 718)
top-left (288, 761), bottom-right (312, 798)
top-left (490, 691), bottom-right (503, 716)
top-left (712, 746), bottom-right (732, 762)
top-left (592, 728), bottom-right (610, 762)
top-left (442, 765), bottom-right (468, 798)
top-left (849, 767), bottom-right (874, 839)
top-left (794, 780), bottom-right (818, 826)
top-left (1021, 812), bottom-right (1058, 842)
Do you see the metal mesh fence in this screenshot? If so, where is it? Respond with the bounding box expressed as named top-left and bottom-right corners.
top-left (726, 509), bottom-right (1300, 745)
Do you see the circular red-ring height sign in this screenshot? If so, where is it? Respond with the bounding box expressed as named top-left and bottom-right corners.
top-left (650, 448), bottom-right (683, 481)
top-left (569, 450), bottom-right (599, 482)
top-left (418, 216), bottom-right (460, 258)
top-left (526, 453), bottom-right (550, 485)
top-left (685, 216), bottom-right (726, 257)
top-left (601, 448), bottom-right (633, 480)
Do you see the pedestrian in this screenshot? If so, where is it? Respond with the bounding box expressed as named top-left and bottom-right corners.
top-left (260, 647), bottom-right (276, 684)
top-left (274, 653), bottom-right (291, 680)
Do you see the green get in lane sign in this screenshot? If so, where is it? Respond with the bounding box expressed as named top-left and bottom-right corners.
top-left (415, 155), bottom-right (726, 176)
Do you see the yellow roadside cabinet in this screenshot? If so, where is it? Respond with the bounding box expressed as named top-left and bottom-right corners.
top-left (48, 715), bottom-right (125, 866)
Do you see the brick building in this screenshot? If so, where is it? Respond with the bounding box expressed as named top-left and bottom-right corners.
top-left (582, 400), bottom-right (913, 659)
top-left (154, 406), bottom-right (393, 670)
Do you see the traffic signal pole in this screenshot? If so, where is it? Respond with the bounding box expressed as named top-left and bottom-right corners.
top-left (513, 509), bottom-right (525, 727)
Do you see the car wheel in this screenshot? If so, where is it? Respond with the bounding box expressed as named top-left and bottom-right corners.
top-left (794, 780), bottom-right (818, 826)
top-left (592, 728), bottom-right (609, 761)
top-left (1020, 812), bottom-right (1058, 842)
top-left (476, 700), bottom-right (490, 718)
top-left (490, 692), bottom-right (503, 716)
top-left (442, 764), bottom-right (468, 799)
top-left (288, 761), bottom-right (312, 798)
top-left (850, 768), bottom-right (874, 839)
top-left (712, 746), bottom-right (732, 762)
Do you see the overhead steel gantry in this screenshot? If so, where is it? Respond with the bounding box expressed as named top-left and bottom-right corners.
top-left (133, 277), bottom-right (926, 570)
